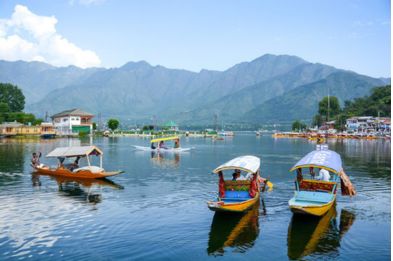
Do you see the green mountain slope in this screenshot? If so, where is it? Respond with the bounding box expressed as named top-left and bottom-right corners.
top-left (175, 63), bottom-right (338, 123)
top-left (242, 72), bottom-right (386, 123)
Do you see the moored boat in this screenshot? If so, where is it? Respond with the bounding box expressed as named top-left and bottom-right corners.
top-left (32, 146), bottom-right (124, 179)
top-left (207, 155), bottom-right (272, 213)
top-left (288, 144), bottom-right (356, 216)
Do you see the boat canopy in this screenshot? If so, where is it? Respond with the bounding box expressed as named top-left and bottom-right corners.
top-left (46, 146), bottom-right (103, 158)
top-left (289, 149), bottom-right (343, 174)
top-left (213, 155), bottom-right (260, 174)
top-left (150, 136), bottom-right (179, 143)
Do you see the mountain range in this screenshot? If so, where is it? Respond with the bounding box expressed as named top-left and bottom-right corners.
top-left (0, 54), bottom-right (389, 126)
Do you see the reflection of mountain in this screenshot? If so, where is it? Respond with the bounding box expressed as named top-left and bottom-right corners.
top-left (150, 152), bottom-right (180, 169)
top-left (287, 207), bottom-right (355, 259)
top-left (207, 201), bottom-right (260, 256)
top-left (33, 174), bottom-right (124, 204)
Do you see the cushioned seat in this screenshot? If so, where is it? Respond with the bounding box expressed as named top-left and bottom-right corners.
top-left (295, 191), bottom-right (334, 203)
top-left (223, 191), bottom-right (251, 201)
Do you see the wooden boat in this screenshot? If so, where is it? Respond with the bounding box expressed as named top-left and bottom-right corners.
top-left (32, 146), bottom-right (124, 179)
top-left (133, 136), bottom-right (192, 152)
top-left (288, 144), bottom-right (356, 216)
top-left (207, 155), bottom-right (271, 213)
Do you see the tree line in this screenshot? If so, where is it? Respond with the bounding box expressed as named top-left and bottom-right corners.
top-left (292, 85), bottom-right (391, 131)
top-left (0, 83), bottom-right (42, 125)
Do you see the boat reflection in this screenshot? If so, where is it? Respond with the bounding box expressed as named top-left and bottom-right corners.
top-left (32, 173), bottom-right (124, 204)
top-left (150, 151), bottom-right (180, 169)
top-left (287, 207), bottom-right (356, 259)
top-left (207, 201), bottom-right (260, 256)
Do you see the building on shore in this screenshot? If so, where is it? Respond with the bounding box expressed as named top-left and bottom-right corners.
top-left (0, 122), bottom-right (56, 137)
top-left (0, 122), bottom-right (22, 137)
top-left (51, 109), bottom-right (94, 135)
top-left (345, 116), bottom-right (391, 133)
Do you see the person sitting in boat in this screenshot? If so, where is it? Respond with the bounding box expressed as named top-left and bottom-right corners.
top-left (69, 156), bottom-right (81, 171)
top-left (174, 139), bottom-right (180, 149)
top-left (31, 152), bottom-right (42, 168)
top-left (159, 141), bottom-right (168, 149)
top-left (232, 170), bottom-right (241, 181)
top-left (58, 157), bottom-right (65, 168)
top-left (151, 143), bottom-right (156, 150)
top-left (316, 169), bottom-right (330, 181)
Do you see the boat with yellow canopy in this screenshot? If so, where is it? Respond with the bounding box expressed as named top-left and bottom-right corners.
top-left (133, 136), bottom-right (192, 152)
top-left (207, 155), bottom-right (272, 213)
top-left (32, 146), bottom-right (124, 179)
top-left (288, 145), bottom-right (356, 216)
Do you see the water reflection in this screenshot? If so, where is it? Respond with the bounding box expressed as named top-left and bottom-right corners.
top-left (150, 151), bottom-right (180, 169)
top-left (32, 174), bottom-right (124, 204)
top-left (0, 139), bottom-right (26, 186)
top-left (207, 201), bottom-right (260, 256)
top-left (287, 207), bottom-right (356, 259)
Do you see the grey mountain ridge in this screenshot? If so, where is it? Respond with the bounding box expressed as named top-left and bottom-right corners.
top-left (0, 54), bottom-right (387, 125)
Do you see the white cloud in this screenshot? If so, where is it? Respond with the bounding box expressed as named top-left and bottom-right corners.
top-left (0, 5), bottom-right (101, 68)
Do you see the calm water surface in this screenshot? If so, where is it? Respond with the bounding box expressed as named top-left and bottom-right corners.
top-left (0, 134), bottom-right (390, 260)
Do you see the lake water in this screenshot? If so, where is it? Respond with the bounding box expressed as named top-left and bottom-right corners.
top-left (0, 134), bottom-right (390, 260)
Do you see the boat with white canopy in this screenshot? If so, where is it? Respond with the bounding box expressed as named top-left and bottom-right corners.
top-left (207, 155), bottom-right (272, 213)
top-left (288, 145), bottom-right (356, 216)
top-left (32, 146), bottom-right (124, 179)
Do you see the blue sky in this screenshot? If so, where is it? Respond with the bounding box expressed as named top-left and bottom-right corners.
top-left (0, 0), bottom-right (390, 77)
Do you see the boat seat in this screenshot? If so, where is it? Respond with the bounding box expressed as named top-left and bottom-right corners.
top-left (224, 180), bottom-right (251, 191)
top-left (224, 190), bottom-right (251, 200)
top-left (73, 166), bottom-right (104, 173)
top-left (295, 191), bottom-right (334, 203)
top-left (299, 179), bottom-right (335, 192)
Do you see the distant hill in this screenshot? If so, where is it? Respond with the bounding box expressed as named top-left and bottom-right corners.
top-left (0, 60), bottom-right (102, 104)
top-left (242, 72), bottom-right (385, 123)
top-left (0, 54), bottom-right (388, 125)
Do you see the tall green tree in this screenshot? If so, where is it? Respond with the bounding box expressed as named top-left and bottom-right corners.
top-left (107, 119), bottom-right (120, 132)
top-left (318, 96), bottom-right (341, 120)
top-left (292, 120), bottom-right (307, 132)
top-left (0, 83), bottom-right (25, 112)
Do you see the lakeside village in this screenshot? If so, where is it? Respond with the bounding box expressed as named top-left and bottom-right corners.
top-left (0, 108), bottom-right (390, 141)
top-left (0, 83), bottom-right (390, 141)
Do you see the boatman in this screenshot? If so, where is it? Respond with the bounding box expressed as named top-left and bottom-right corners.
top-left (316, 169), bottom-right (330, 181)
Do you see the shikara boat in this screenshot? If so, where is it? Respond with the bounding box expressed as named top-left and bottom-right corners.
top-left (288, 145), bottom-right (356, 216)
top-left (133, 136), bottom-right (191, 152)
top-left (33, 146), bottom-right (124, 179)
top-left (207, 155), bottom-right (271, 213)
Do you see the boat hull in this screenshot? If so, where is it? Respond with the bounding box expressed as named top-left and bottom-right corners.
top-left (207, 193), bottom-right (259, 213)
top-left (289, 196), bottom-right (336, 216)
top-left (34, 166), bottom-right (123, 179)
